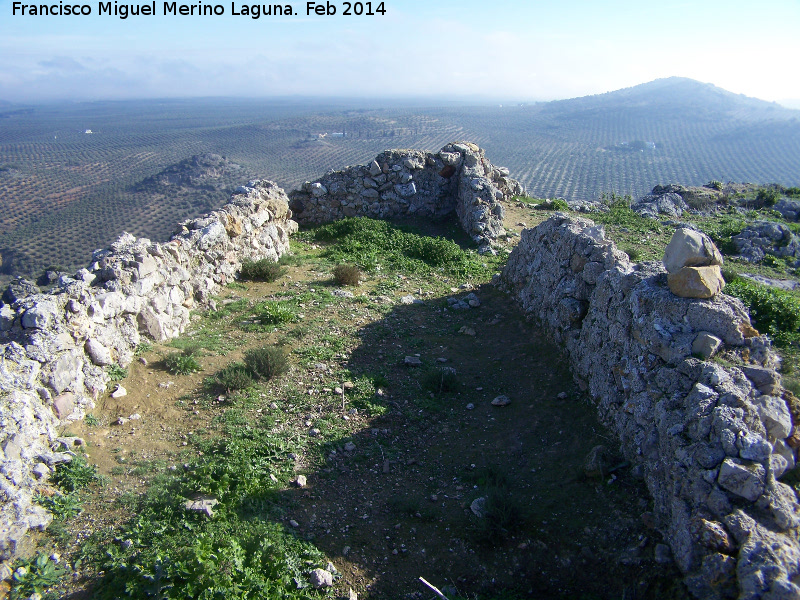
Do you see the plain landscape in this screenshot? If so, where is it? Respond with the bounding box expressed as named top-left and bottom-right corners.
top-left (2, 77), bottom-right (799, 281)
top-left (3, 77), bottom-right (800, 600)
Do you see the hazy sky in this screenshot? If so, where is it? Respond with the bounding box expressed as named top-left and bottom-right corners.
top-left (1, 0), bottom-right (799, 104)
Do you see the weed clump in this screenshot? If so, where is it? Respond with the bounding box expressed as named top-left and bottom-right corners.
top-left (239, 258), bottom-right (286, 282)
top-left (9, 553), bottom-right (67, 599)
top-left (209, 362), bottom-right (254, 392)
top-left (332, 263), bottom-right (361, 286)
top-left (725, 278), bottom-right (800, 346)
top-left (164, 350), bottom-right (202, 376)
top-left (249, 301), bottom-right (298, 326)
top-left (244, 347), bottom-right (289, 381)
top-left (51, 454), bottom-right (101, 493)
top-left (106, 365), bottom-right (128, 381)
top-left (421, 367), bottom-right (459, 394)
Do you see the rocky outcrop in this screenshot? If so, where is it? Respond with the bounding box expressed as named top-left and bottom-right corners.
top-left (0, 180), bottom-right (296, 561)
top-left (501, 214), bottom-right (800, 599)
top-left (288, 142), bottom-right (523, 252)
top-left (732, 221), bottom-right (800, 265)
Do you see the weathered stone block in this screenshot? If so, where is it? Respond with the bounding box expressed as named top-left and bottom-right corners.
top-left (667, 265), bottom-right (725, 298)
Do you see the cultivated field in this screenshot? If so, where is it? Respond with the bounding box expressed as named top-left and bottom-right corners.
top-left (2, 78), bottom-right (799, 279)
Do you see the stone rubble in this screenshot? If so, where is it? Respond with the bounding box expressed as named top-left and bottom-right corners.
top-left (0, 180), bottom-right (297, 561)
top-left (732, 221), bottom-right (800, 265)
top-left (500, 214), bottom-right (800, 599)
top-left (288, 143), bottom-right (523, 252)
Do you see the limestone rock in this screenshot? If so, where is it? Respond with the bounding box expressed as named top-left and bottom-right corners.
top-left (309, 568), bottom-right (333, 588)
top-left (85, 339), bottom-right (113, 366)
top-left (692, 332), bottom-right (722, 359)
top-left (52, 393), bottom-right (75, 419)
top-left (718, 458), bottom-right (766, 502)
top-left (184, 495), bottom-right (218, 517)
top-left (491, 395), bottom-right (511, 407)
top-left (663, 227), bottom-right (723, 274)
top-left (667, 265), bottom-right (725, 298)
top-left (755, 395), bottom-right (793, 440)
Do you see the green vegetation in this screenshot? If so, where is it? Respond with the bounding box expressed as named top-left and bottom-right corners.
top-left (239, 258), bottom-right (287, 282)
top-left (9, 553), bottom-right (68, 599)
top-left (756, 187), bottom-right (781, 207)
top-left (84, 395), bottom-right (329, 599)
top-left (240, 301), bottom-right (299, 331)
top-left (312, 217), bottom-right (489, 276)
top-left (106, 364), bottom-right (128, 382)
top-left (51, 454), bottom-right (102, 493)
top-left (164, 350), bottom-right (203, 376)
top-left (134, 341), bottom-right (153, 356)
top-left (593, 198), bottom-right (663, 234)
top-left (724, 277), bottom-right (800, 346)
top-left (244, 347), bottom-right (290, 381)
top-left (208, 362), bottom-right (255, 393)
top-left (332, 263), bottom-right (361, 286)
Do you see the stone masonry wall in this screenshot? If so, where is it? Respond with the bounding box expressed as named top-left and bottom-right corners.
top-left (500, 214), bottom-right (800, 599)
top-left (0, 180), bottom-right (297, 561)
top-left (288, 142), bottom-right (524, 252)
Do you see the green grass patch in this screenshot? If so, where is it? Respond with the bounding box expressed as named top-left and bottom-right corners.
top-left (724, 276), bottom-right (800, 346)
top-left (311, 217), bottom-right (491, 277)
top-left (592, 200), bottom-right (663, 234)
top-left (208, 298), bottom-right (250, 320)
top-left (239, 301), bottom-right (299, 331)
top-left (169, 326), bottom-right (242, 355)
top-left (83, 397), bottom-right (327, 599)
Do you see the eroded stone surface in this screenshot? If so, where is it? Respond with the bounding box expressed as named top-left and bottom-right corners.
top-left (0, 180), bottom-right (297, 561)
top-left (500, 214), bottom-right (799, 599)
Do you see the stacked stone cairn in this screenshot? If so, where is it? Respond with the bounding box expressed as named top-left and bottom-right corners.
top-left (665, 227), bottom-right (726, 300)
top-left (501, 214), bottom-right (800, 599)
top-left (0, 180), bottom-right (297, 561)
top-left (288, 142), bottom-right (524, 253)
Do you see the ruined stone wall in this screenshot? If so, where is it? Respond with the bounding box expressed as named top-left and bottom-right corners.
top-left (500, 214), bottom-right (800, 599)
top-left (288, 142), bottom-right (524, 252)
top-left (0, 180), bottom-right (297, 560)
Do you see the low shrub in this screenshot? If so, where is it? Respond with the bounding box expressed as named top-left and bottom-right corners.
top-left (51, 455), bottom-right (101, 493)
top-left (332, 264), bottom-right (361, 286)
top-left (725, 278), bottom-right (800, 346)
top-left (239, 258), bottom-right (286, 282)
top-left (244, 347), bottom-right (289, 381)
top-left (164, 352), bottom-right (202, 376)
top-left (209, 363), bottom-right (254, 392)
top-left (756, 187), bottom-right (781, 208)
top-left (536, 198), bottom-right (570, 211)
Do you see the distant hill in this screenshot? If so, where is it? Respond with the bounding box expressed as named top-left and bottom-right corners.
top-left (545, 77), bottom-right (793, 119)
top-left (438, 77), bottom-right (800, 201)
top-left (1, 80), bottom-right (799, 279)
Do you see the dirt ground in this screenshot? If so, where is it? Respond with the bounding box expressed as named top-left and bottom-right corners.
top-left (46, 204), bottom-right (688, 600)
